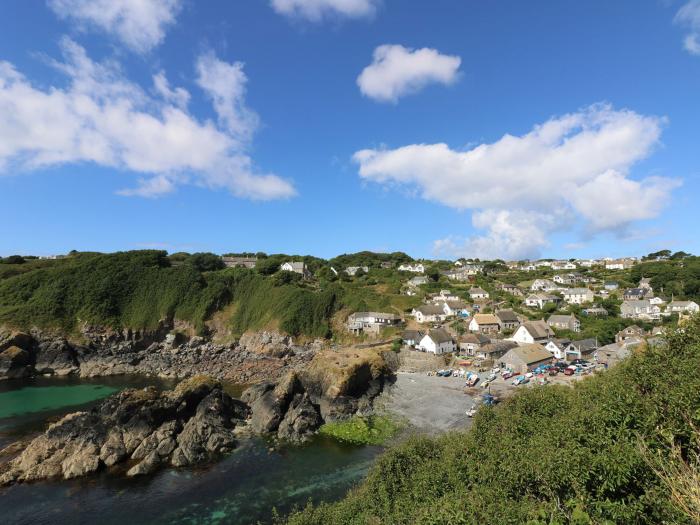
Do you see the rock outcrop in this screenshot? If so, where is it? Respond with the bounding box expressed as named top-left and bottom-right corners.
top-left (0, 376), bottom-right (248, 485)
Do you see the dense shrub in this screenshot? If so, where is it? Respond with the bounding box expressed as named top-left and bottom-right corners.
top-left (283, 317), bottom-right (700, 524)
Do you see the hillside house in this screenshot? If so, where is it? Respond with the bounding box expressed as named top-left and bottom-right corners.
top-left (524, 293), bottom-right (559, 309)
top-left (594, 343), bottom-right (632, 367)
top-left (562, 288), bottom-right (594, 305)
top-left (616, 325), bottom-right (646, 343)
top-left (407, 276), bottom-right (429, 287)
top-left (345, 266), bottom-right (369, 276)
top-left (398, 263), bottom-right (425, 273)
top-left (553, 274), bottom-right (576, 285)
top-left (547, 314), bottom-right (581, 332)
top-left (418, 328), bottom-right (456, 355)
top-left (565, 338), bottom-right (599, 361)
top-left (468, 314), bottom-right (501, 334)
top-left (222, 256), bottom-right (257, 269)
top-left (582, 307), bottom-right (608, 316)
top-left (412, 304), bottom-right (447, 324)
top-left (666, 301), bottom-right (700, 314)
top-left (346, 312), bottom-right (401, 335)
top-left (469, 287), bottom-right (490, 299)
top-left (544, 338), bottom-right (572, 360)
top-left (510, 321), bottom-right (555, 344)
top-left (623, 288), bottom-right (651, 300)
top-left (458, 333), bottom-right (491, 355)
top-left (551, 261), bottom-right (578, 270)
top-left (638, 277), bottom-right (653, 290)
top-left (497, 283), bottom-right (524, 297)
top-left (401, 330), bottom-right (424, 347)
top-left (495, 309), bottom-right (520, 331)
top-left (280, 261), bottom-right (312, 278)
top-left (475, 340), bottom-right (518, 361)
top-left (530, 279), bottom-right (559, 292)
top-left (620, 300), bottom-right (662, 321)
top-left (605, 258), bottom-right (635, 270)
top-left (604, 281), bottom-right (619, 290)
top-left (442, 300), bottom-right (470, 318)
top-left (500, 344), bottom-right (553, 374)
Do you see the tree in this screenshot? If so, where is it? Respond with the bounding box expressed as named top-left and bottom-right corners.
top-left (426, 268), bottom-right (440, 282)
top-left (2, 255), bottom-right (25, 264)
top-left (256, 257), bottom-right (281, 275)
top-left (186, 252), bottom-right (224, 272)
top-left (273, 270), bottom-right (302, 286)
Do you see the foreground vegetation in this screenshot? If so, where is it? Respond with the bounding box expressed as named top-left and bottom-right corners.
top-left (281, 317), bottom-right (700, 524)
top-left (319, 415), bottom-right (403, 446)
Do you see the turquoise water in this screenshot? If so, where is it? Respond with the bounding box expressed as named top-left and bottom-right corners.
top-left (0, 376), bottom-right (383, 525)
top-left (0, 384), bottom-right (119, 419)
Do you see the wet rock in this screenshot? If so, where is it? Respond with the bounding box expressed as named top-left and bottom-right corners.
top-left (277, 393), bottom-right (321, 443)
top-left (0, 346), bottom-right (32, 379)
top-left (34, 338), bottom-right (79, 376)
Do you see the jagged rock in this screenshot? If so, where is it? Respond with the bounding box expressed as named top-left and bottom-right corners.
top-left (0, 376), bottom-right (247, 486)
top-left (0, 332), bottom-right (34, 352)
top-left (248, 389), bottom-right (285, 433)
top-left (277, 393), bottom-right (321, 443)
top-left (0, 346), bottom-right (32, 379)
top-left (34, 338), bottom-right (78, 376)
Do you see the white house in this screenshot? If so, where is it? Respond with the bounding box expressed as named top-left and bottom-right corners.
top-left (412, 304), bottom-right (447, 323)
top-left (605, 258), bottom-right (634, 270)
top-left (530, 279), bottom-right (559, 292)
top-left (510, 320), bottom-right (555, 344)
top-left (562, 288), bottom-right (594, 305)
top-left (418, 328), bottom-right (456, 355)
top-left (544, 339), bottom-right (571, 360)
top-left (398, 263), bottom-right (425, 273)
top-left (551, 261), bottom-right (577, 270)
top-left (620, 300), bottom-right (662, 321)
top-left (469, 287), bottom-right (490, 299)
top-left (280, 261), bottom-right (311, 278)
top-left (345, 266), bottom-right (369, 276)
top-left (441, 300), bottom-right (470, 318)
top-left (524, 293), bottom-right (559, 309)
top-left (666, 301), bottom-right (700, 314)
top-left (468, 314), bottom-right (501, 334)
top-left (547, 314), bottom-right (581, 332)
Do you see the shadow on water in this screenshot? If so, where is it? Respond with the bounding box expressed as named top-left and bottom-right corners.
top-left (0, 376), bottom-right (383, 525)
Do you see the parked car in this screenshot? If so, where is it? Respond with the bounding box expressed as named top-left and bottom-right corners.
top-left (570, 359), bottom-right (589, 366)
top-left (487, 373), bottom-right (497, 381)
top-left (502, 371), bottom-right (515, 380)
top-left (512, 375), bottom-right (529, 386)
top-left (553, 362), bottom-right (568, 371)
top-left (548, 368), bottom-right (559, 376)
top-left (481, 379), bottom-right (492, 389)
top-left (491, 367), bottom-right (501, 374)
top-left (525, 372), bottom-right (534, 379)
top-left (564, 365), bottom-right (578, 376)
top-left (466, 374), bottom-right (479, 387)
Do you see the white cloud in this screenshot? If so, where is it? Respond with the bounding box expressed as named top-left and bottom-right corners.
top-left (675, 0), bottom-right (700, 55)
top-left (354, 104), bottom-right (680, 259)
top-left (196, 52), bottom-right (259, 144)
top-left (0, 38), bottom-right (296, 200)
top-left (357, 45), bottom-right (461, 103)
top-left (270, 0), bottom-right (379, 22)
top-left (48, 0), bottom-right (182, 53)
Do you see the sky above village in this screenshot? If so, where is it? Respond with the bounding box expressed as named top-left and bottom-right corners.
top-left (1, 0), bottom-right (699, 261)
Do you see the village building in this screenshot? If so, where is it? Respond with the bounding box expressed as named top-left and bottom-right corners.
top-left (407, 276), bottom-right (429, 288)
top-left (345, 266), bottom-right (369, 276)
top-left (469, 287), bottom-right (490, 299)
top-left (497, 283), bottom-right (524, 296)
top-left (615, 325), bottom-right (646, 343)
top-left (623, 288), bottom-right (652, 300)
top-left (582, 307), bottom-right (608, 317)
top-left (544, 338), bottom-right (572, 360)
top-left (666, 301), bottom-right (700, 314)
top-left (475, 340), bottom-right (518, 361)
top-left (412, 304), bottom-right (447, 324)
top-left (649, 296), bottom-right (666, 305)
top-left (638, 277), bottom-right (653, 290)
top-left (553, 274), bottom-right (576, 285)
top-left (380, 261), bottom-right (393, 269)
top-left (398, 263), bottom-right (425, 273)
top-left (458, 333), bottom-right (491, 355)
top-left (279, 261), bottom-right (312, 278)
top-left (495, 309), bottom-right (520, 331)
top-left (222, 256), bottom-right (258, 269)
top-left (441, 300), bottom-right (470, 318)
top-left (547, 314), bottom-right (581, 332)
top-left (500, 344), bottom-right (553, 374)
top-left (620, 300), bottom-right (662, 321)
top-left (604, 281), bottom-right (619, 291)
top-left (346, 312), bottom-right (402, 335)
top-left (418, 328), bottom-right (456, 355)
top-left (530, 279), bottom-right (559, 292)
top-left (565, 338), bottom-right (599, 361)
top-left (510, 320), bottom-right (555, 344)
top-left (523, 293), bottom-right (560, 309)
top-left (401, 330), bottom-right (424, 347)
top-left (551, 261), bottom-right (578, 270)
top-left (562, 288), bottom-right (594, 305)
top-left (468, 313), bottom-right (501, 334)
top-left (605, 258), bottom-right (635, 270)
top-left (593, 343), bottom-right (632, 367)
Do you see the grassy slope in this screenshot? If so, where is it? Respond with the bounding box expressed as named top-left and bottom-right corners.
top-left (282, 317), bottom-right (700, 525)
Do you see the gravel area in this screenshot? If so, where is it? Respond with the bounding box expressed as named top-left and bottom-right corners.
top-left (375, 372), bottom-right (475, 432)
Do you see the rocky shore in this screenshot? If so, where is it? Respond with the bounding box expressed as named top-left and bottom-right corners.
top-left (0, 376), bottom-right (248, 484)
top-left (0, 326), bottom-right (398, 485)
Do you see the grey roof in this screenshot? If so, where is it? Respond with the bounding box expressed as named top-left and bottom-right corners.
top-left (547, 314), bottom-right (577, 325)
top-left (496, 310), bottom-right (519, 323)
top-left (427, 328), bottom-right (453, 344)
top-left (480, 341), bottom-right (518, 355)
top-left (569, 338), bottom-right (598, 353)
top-left (445, 300), bottom-right (469, 309)
top-left (401, 330), bottom-right (423, 340)
top-left (415, 304), bottom-right (445, 315)
top-left (460, 333), bottom-right (491, 345)
top-left (521, 320), bottom-right (554, 339)
top-left (504, 344), bottom-right (552, 364)
top-left (469, 287), bottom-right (488, 294)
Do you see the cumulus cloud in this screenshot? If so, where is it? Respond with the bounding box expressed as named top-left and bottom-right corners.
top-left (48, 0), bottom-right (182, 53)
top-left (0, 38), bottom-right (296, 200)
top-left (357, 45), bottom-right (461, 103)
top-left (270, 0), bottom-right (379, 22)
top-left (354, 104), bottom-right (680, 259)
top-left (675, 0), bottom-right (700, 55)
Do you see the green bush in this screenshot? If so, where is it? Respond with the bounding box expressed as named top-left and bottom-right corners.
top-left (319, 415), bottom-right (402, 446)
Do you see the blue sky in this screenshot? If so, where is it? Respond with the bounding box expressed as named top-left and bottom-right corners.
top-left (1, 0), bottom-right (699, 260)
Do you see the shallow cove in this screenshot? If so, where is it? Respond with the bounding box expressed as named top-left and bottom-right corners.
top-left (0, 375), bottom-right (383, 525)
